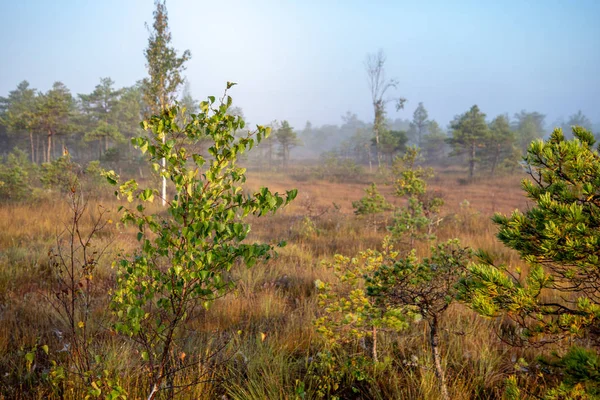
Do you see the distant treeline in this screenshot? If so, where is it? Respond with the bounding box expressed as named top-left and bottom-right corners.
top-left (0, 78), bottom-right (598, 179)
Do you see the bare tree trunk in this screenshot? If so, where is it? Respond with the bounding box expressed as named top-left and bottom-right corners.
top-left (469, 143), bottom-right (475, 180)
top-left (490, 144), bottom-right (500, 177)
top-left (29, 131), bottom-right (35, 163)
top-left (36, 134), bottom-right (41, 164)
top-left (491, 152), bottom-right (498, 177)
top-left (372, 325), bottom-right (378, 362)
top-left (268, 141), bottom-right (273, 168)
top-left (47, 131), bottom-right (52, 163)
top-left (161, 135), bottom-right (166, 206)
top-left (375, 129), bottom-right (381, 169)
top-left (53, 134), bottom-right (56, 160)
top-left (429, 316), bottom-right (449, 400)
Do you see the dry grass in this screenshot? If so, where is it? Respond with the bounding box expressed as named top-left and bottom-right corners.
top-left (0, 168), bottom-right (546, 399)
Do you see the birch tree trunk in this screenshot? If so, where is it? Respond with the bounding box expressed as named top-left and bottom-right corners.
top-left (429, 316), bottom-right (449, 400)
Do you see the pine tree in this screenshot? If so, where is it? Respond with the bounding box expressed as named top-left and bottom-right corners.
top-left (142, 0), bottom-right (191, 205)
top-left (352, 183), bottom-right (393, 232)
top-left (448, 105), bottom-right (489, 180)
top-left (563, 110), bottom-right (593, 138)
top-left (388, 147), bottom-right (443, 246)
top-left (459, 126), bottom-right (600, 346)
top-left (35, 82), bottom-right (74, 163)
top-left (115, 85), bottom-right (144, 143)
top-left (378, 129), bottom-right (408, 165)
top-left (485, 115), bottom-right (515, 176)
top-left (0, 81), bottom-right (38, 162)
top-left (408, 102), bottom-right (429, 147)
top-left (421, 120), bottom-right (447, 163)
top-left (512, 110), bottom-right (545, 152)
top-left (142, 1), bottom-right (191, 115)
top-left (275, 120), bottom-right (300, 168)
top-left (79, 77), bottom-right (124, 157)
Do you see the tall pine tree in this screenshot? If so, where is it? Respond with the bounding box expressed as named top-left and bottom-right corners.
top-left (36, 82), bottom-right (74, 163)
top-left (0, 81), bottom-right (38, 162)
top-left (448, 105), bottom-right (489, 180)
top-left (79, 77), bottom-right (124, 158)
top-left (142, 0), bottom-right (191, 205)
top-left (408, 102), bottom-right (429, 147)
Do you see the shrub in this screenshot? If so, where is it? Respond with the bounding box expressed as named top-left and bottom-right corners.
top-left (104, 85), bottom-right (297, 399)
top-left (41, 155), bottom-right (80, 192)
top-left (388, 147), bottom-right (444, 246)
top-left (0, 148), bottom-right (33, 201)
top-left (312, 152), bottom-right (363, 182)
top-left (352, 183), bottom-right (392, 232)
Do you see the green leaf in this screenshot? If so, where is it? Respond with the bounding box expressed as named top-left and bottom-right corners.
top-left (110, 83), bottom-right (297, 379)
top-left (140, 189), bottom-right (154, 202)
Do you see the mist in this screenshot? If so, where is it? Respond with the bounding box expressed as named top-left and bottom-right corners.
top-left (1, 0), bottom-right (599, 132)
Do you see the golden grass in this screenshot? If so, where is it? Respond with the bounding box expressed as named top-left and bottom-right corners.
top-left (0, 168), bottom-right (549, 399)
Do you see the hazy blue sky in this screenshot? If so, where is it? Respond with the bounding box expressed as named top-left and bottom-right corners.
top-left (1, 0), bottom-right (599, 129)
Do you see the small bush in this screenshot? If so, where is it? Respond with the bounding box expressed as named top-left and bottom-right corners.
top-left (40, 155), bottom-right (80, 192)
top-left (0, 148), bottom-right (34, 201)
top-left (312, 152), bottom-right (363, 182)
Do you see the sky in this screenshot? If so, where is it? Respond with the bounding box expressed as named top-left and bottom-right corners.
top-left (1, 0), bottom-right (599, 130)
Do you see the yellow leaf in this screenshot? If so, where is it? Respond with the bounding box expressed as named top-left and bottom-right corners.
top-left (78, 321), bottom-right (85, 329)
top-left (260, 332), bottom-right (267, 342)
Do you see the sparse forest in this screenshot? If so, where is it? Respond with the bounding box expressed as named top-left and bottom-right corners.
top-left (1, 1), bottom-right (600, 399)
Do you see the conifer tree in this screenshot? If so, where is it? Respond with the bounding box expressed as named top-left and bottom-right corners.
top-left (275, 120), bottom-right (300, 168)
top-left (421, 120), bottom-right (447, 163)
top-left (378, 129), bottom-right (408, 164)
top-left (485, 114), bottom-right (515, 176)
top-left (0, 81), bottom-right (38, 162)
top-left (352, 183), bottom-right (393, 232)
top-left (408, 102), bottom-right (429, 147)
top-left (448, 105), bottom-right (489, 180)
top-left (388, 147), bottom-right (443, 246)
top-left (142, 1), bottom-right (190, 115)
top-left (563, 110), bottom-right (593, 138)
top-left (79, 77), bottom-right (124, 157)
top-left (143, 0), bottom-right (191, 205)
top-left (459, 126), bottom-right (600, 346)
top-left (512, 110), bottom-right (545, 152)
top-left (36, 82), bottom-right (74, 163)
